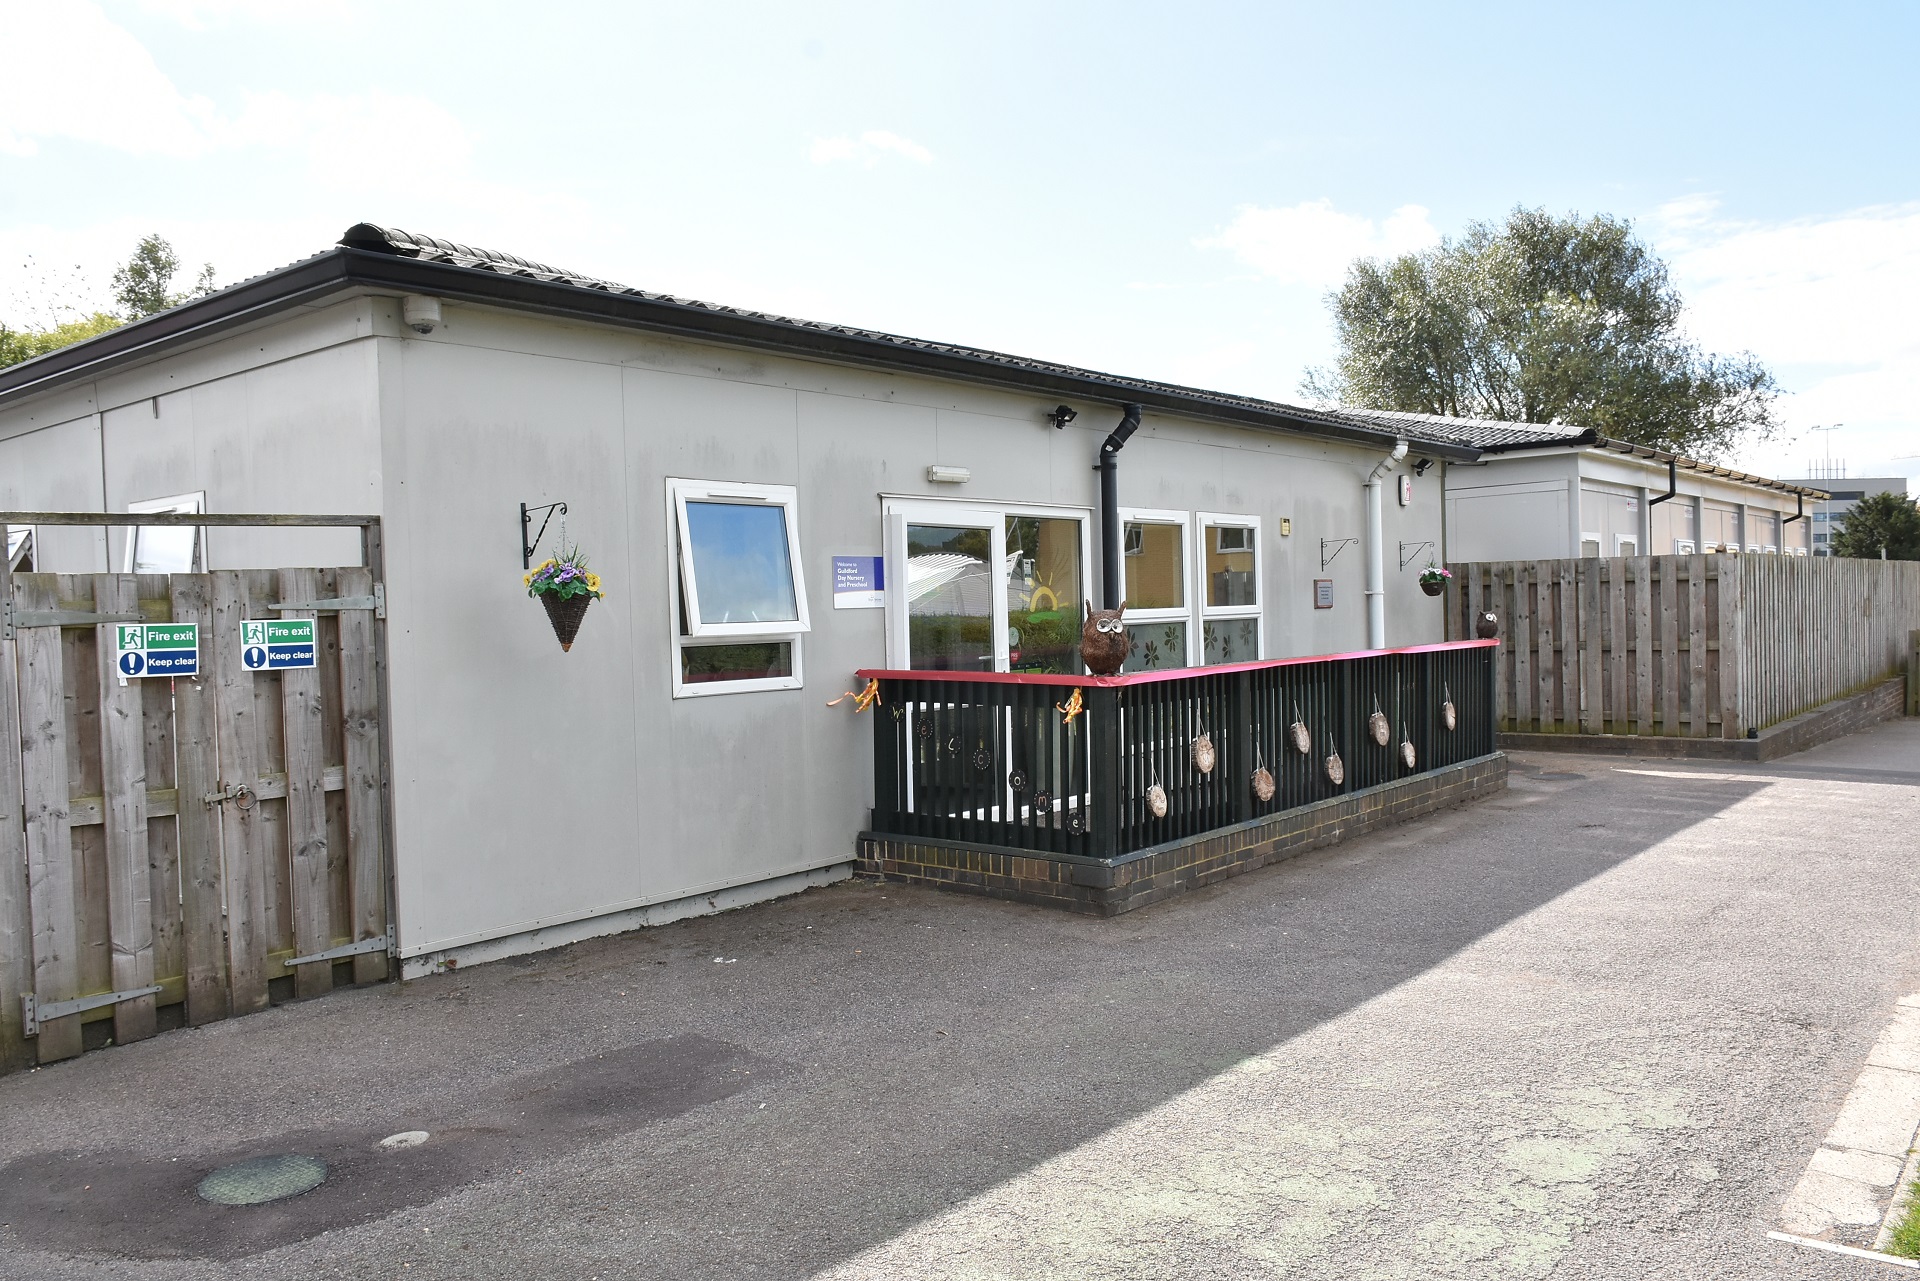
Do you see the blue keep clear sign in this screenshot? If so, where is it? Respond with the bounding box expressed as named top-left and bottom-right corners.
top-left (241, 618), bottom-right (317, 671)
top-left (832, 555), bottom-right (885, 609)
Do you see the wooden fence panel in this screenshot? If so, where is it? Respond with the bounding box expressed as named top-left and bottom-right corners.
top-left (279, 568), bottom-right (332, 1000)
top-left (0, 596), bottom-right (30, 1072)
top-left (1, 563), bottom-right (393, 1073)
top-left (1453, 553), bottom-right (1920, 738)
top-left (92, 576), bottom-right (156, 1044)
top-left (17, 577), bottom-right (83, 1063)
top-left (337, 567), bottom-right (391, 984)
top-left (168, 575), bottom-right (228, 1025)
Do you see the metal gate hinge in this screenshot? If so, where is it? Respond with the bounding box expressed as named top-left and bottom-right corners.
top-left (267, 583), bottom-right (384, 619)
top-left (3, 598), bottom-right (143, 639)
top-left (22, 985), bottom-right (164, 1036)
top-left (285, 926), bottom-right (396, 968)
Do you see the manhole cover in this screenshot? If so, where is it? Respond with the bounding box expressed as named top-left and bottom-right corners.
top-left (196, 1154), bottom-right (327, 1205)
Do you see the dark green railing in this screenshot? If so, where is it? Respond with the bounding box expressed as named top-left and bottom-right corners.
top-left (860, 639), bottom-right (1497, 861)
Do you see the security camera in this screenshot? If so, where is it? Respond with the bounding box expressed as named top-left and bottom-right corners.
top-left (402, 295), bottom-right (442, 334)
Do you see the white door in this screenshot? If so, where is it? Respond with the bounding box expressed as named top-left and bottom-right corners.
top-left (882, 500), bottom-right (1092, 673)
top-left (885, 504), bottom-right (1006, 672)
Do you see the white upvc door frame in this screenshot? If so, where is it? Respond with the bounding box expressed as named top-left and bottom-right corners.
top-left (881, 496), bottom-right (1093, 672)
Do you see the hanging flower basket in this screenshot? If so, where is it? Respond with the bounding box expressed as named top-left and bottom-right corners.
top-left (1418, 563), bottom-right (1451, 597)
top-left (525, 547), bottom-right (606, 652)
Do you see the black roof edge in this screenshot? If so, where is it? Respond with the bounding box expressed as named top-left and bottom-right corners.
top-left (0, 246), bottom-right (1481, 461)
top-left (1476, 425), bottom-right (1825, 498)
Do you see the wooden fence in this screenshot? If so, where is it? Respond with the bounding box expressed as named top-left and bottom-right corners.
top-left (0, 569), bottom-right (390, 1071)
top-left (1444, 555), bottom-right (1920, 739)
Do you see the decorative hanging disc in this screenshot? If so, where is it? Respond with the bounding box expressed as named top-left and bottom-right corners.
top-left (1033, 791), bottom-right (1053, 816)
top-left (916, 719), bottom-right (933, 740)
top-left (1008, 769), bottom-right (1028, 793)
top-left (1191, 732), bottom-right (1216, 774)
top-left (1325, 751), bottom-right (1345, 787)
top-left (1442, 701), bottom-right (1457, 731)
top-left (1066, 811), bottom-right (1086, 835)
top-left (1369, 706), bottom-right (1390, 747)
top-left (972, 747), bottom-right (991, 772)
top-left (1251, 766), bottom-right (1275, 803)
top-left (1401, 739), bottom-right (1417, 770)
top-left (1290, 720), bottom-right (1311, 755)
top-left (1146, 783), bottom-right (1168, 818)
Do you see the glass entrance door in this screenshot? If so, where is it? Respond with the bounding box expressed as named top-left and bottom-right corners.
top-left (1004, 515), bottom-right (1085, 675)
top-left (884, 503), bottom-right (1089, 673)
top-left (886, 507), bottom-right (1004, 671)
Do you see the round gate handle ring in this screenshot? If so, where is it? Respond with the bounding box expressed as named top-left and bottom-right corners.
top-left (232, 786), bottom-right (257, 812)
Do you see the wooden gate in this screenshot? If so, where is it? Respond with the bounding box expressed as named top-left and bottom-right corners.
top-left (0, 566), bottom-right (391, 1071)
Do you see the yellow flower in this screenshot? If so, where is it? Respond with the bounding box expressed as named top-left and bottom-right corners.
top-left (522, 571), bottom-right (533, 587)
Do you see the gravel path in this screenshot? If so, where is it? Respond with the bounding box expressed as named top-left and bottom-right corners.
top-left (3, 719), bottom-right (1918, 1279)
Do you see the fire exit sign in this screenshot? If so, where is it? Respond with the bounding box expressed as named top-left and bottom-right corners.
top-left (113, 622), bottom-right (199, 678)
top-left (241, 618), bottom-right (317, 671)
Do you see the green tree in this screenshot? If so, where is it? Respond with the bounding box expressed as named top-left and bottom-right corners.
top-left (1303, 208), bottom-right (1780, 460)
top-left (111, 233), bottom-right (215, 319)
top-left (2, 235), bottom-right (219, 370)
top-left (1830, 491), bottom-right (1920, 560)
top-left (0, 312), bottom-right (125, 368)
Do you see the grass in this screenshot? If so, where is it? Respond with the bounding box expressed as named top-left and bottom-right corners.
top-left (1887, 1179), bottom-right (1920, 1259)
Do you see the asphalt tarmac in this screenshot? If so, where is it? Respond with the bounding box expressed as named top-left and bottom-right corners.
top-left (3, 718), bottom-right (1918, 1279)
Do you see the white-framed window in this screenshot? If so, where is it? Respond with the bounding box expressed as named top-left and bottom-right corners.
top-left (667, 478), bottom-right (808, 697)
top-left (1116, 507), bottom-right (1194, 671)
top-left (1674, 539), bottom-right (1697, 554)
top-left (1196, 512), bottom-right (1261, 664)
top-left (1615, 535), bottom-right (1638, 556)
top-left (124, 492), bottom-right (205, 573)
top-left (1580, 533), bottom-right (1602, 557)
top-left (1763, 545), bottom-right (1778, 555)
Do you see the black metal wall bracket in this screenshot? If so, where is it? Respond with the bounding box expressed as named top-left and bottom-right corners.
top-left (520, 501), bottom-right (569, 570)
top-left (1320, 537), bottom-right (1358, 570)
top-left (1398, 540), bottom-right (1435, 570)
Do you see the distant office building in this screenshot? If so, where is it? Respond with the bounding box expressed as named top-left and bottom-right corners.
top-left (1779, 474), bottom-right (1913, 555)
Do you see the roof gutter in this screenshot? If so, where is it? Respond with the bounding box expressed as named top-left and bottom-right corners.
top-left (0, 249), bottom-right (1479, 461)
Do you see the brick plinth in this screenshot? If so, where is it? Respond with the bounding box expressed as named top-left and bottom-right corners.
top-left (857, 752), bottom-right (1509, 916)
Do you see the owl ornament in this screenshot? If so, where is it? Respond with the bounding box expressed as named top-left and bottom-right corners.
top-left (1082, 600), bottom-right (1129, 676)
top-left (1475, 611), bottom-right (1501, 639)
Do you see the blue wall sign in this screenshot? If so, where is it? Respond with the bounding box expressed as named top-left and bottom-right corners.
top-left (832, 556), bottom-right (885, 609)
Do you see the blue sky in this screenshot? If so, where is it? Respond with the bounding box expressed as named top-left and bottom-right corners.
top-left (3, 0), bottom-right (1915, 485)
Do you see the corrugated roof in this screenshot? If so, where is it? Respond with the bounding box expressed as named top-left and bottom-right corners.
top-left (338, 224), bottom-right (1481, 451)
top-left (1297, 405), bottom-right (1592, 451)
top-left (1322, 404), bottom-right (1823, 499)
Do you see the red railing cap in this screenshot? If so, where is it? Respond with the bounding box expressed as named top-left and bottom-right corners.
top-left (855, 638), bottom-right (1496, 688)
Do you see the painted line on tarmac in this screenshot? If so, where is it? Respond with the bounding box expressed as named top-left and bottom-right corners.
top-left (1767, 1231), bottom-right (1920, 1269)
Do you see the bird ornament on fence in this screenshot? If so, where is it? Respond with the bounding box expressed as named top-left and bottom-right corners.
top-left (1081, 600), bottom-right (1129, 676)
top-left (827, 677), bottom-right (882, 714)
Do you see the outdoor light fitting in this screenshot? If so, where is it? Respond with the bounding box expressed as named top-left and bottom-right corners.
top-left (1048, 405), bottom-right (1078, 430)
top-left (926, 465), bottom-right (971, 484)
top-left (1412, 458), bottom-right (1433, 476)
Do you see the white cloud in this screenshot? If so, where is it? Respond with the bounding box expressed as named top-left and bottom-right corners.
top-left (1654, 199), bottom-right (1920, 479)
top-left (809, 130), bottom-right (934, 167)
top-left (0, 1), bottom-right (223, 157)
top-left (1198, 199), bottom-right (1441, 288)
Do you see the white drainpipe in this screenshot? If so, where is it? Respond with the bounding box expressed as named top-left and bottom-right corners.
top-left (1364, 438), bottom-right (1409, 650)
